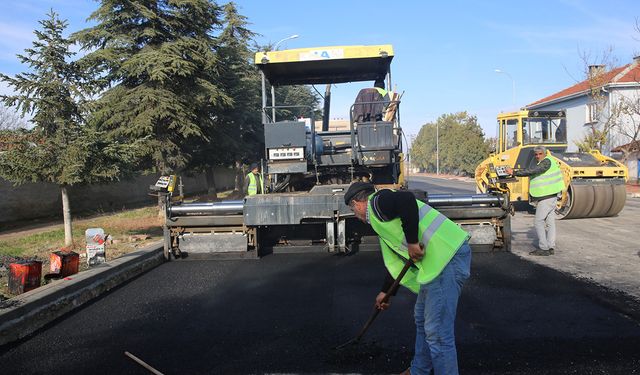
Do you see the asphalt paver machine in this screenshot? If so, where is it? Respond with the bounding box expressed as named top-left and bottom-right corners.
top-left (160, 45), bottom-right (512, 259)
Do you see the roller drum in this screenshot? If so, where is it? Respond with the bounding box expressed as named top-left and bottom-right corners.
top-left (588, 185), bottom-right (613, 217)
top-left (558, 181), bottom-right (626, 219)
top-left (604, 184), bottom-right (627, 217)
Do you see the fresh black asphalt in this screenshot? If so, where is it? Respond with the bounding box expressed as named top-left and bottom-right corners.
top-left (2, 177), bottom-right (639, 374)
top-left (2, 251), bottom-right (640, 374)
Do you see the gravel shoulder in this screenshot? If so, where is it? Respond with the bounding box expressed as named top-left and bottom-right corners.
top-left (510, 197), bottom-right (640, 301)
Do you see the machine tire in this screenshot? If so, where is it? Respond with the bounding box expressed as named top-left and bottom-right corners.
top-left (501, 214), bottom-right (512, 252)
top-left (162, 226), bottom-right (172, 261)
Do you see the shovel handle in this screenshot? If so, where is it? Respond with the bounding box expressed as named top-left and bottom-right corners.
top-left (380, 258), bottom-right (414, 304)
top-left (352, 258), bottom-right (414, 342)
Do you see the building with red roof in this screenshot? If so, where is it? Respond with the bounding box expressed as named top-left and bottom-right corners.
top-left (526, 57), bottom-right (640, 181)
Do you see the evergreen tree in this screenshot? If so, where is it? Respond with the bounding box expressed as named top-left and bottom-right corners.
top-left (411, 112), bottom-right (490, 176)
top-left (186, 4), bottom-right (320, 195)
top-left (185, 2), bottom-right (261, 196)
top-left (0, 10), bottom-right (139, 246)
top-left (73, 0), bottom-right (231, 175)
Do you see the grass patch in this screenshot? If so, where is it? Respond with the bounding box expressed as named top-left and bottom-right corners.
top-left (0, 207), bottom-right (163, 259)
top-left (0, 229), bottom-right (65, 258)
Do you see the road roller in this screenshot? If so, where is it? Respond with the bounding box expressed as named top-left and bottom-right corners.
top-left (153, 44), bottom-right (512, 259)
top-left (475, 110), bottom-right (628, 219)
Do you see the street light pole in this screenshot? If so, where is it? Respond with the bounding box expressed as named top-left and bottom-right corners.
top-left (436, 122), bottom-right (439, 175)
top-left (270, 34), bottom-right (299, 122)
top-left (494, 69), bottom-right (516, 108)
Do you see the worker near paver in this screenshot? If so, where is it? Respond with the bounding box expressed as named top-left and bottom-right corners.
top-left (373, 78), bottom-right (389, 100)
top-left (244, 163), bottom-right (263, 196)
top-left (344, 182), bottom-right (472, 375)
top-left (506, 145), bottom-right (565, 256)
top-left (353, 79), bottom-right (390, 122)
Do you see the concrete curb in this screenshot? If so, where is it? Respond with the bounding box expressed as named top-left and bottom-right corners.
top-left (0, 242), bottom-right (164, 346)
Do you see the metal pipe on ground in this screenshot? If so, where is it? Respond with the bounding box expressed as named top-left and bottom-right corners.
top-left (426, 194), bottom-right (503, 207)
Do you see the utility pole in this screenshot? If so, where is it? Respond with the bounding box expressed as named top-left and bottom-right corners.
top-left (436, 122), bottom-right (439, 175)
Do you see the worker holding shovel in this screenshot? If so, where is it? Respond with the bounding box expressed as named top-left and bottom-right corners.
top-left (344, 182), bottom-right (472, 375)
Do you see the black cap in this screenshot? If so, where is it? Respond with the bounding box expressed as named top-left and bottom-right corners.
top-left (250, 163), bottom-right (258, 170)
top-left (344, 182), bottom-right (375, 205)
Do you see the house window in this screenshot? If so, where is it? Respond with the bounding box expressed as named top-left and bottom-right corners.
top-left (586, 102), bottom-right (599, 123)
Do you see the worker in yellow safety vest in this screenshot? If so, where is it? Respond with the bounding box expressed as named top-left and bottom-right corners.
top-left (344, 182), bottom-right (471, 375)
top-left (373, 78), bottom-right (389, 99)
top-left (353, 78), bottom-right (390, 122)
top-left (506, 145), bottom-right (565, 256)
top-left (244, 163), bottom-right (263, 196)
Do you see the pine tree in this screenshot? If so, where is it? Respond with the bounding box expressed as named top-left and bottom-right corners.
top-left (73, 0), bottom-right (231, 175)
top-left (185, 2), bottom-right (261, 196)
top-left (0, 10), bottom-right (139, 246)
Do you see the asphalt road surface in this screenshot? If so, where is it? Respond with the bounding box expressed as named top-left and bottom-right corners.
top-left (2, 177), bottom-right (640, 374)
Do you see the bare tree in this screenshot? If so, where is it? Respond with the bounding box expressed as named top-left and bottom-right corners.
top-left (590, 19), bottom-right (640, 161)
top-left (611, 19), bottom-right (640, 161)
top-left (613, 92), bottom-right (640, 162)
top-left (574, 47), bottom-right (623, 152)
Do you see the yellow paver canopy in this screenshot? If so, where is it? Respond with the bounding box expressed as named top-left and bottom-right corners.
top-left (255, 45), bottom-right (394, 86)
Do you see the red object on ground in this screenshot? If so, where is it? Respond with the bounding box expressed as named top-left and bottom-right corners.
top-left (8, 260), bottom-right (42, 295)
top-left (50, 251), bottom-right (80, 277)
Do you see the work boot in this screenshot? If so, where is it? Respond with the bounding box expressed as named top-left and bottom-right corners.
top-left (395, 368), bottom-right (411, 375)
top-left (529, 249), bottom-right (551, 256)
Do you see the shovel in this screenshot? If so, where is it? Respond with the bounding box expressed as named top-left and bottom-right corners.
top-left (334, 258), bottom-right (414, 350)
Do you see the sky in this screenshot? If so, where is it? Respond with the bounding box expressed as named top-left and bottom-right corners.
top-left (0, 0), bottom-right (639, 138)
